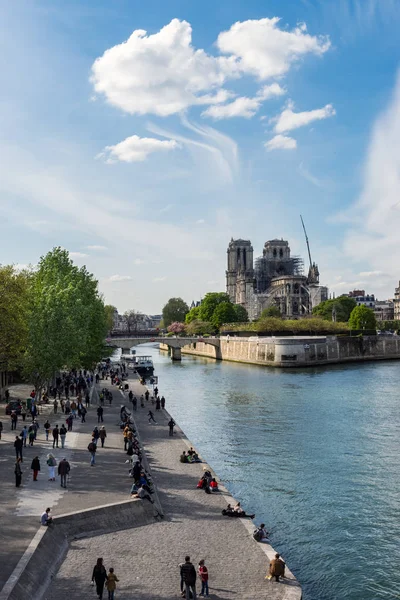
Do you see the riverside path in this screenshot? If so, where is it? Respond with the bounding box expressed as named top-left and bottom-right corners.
top-left (44, 374), bottom-right (301, 600)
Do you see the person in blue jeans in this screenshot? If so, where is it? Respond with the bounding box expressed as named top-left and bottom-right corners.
top-left (198, 559), bottom-right (209, 597)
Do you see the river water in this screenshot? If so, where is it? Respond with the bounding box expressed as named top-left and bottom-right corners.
top-left (129, 347), bottom-right (400, 600)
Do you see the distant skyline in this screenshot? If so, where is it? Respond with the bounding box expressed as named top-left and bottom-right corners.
top-left (1, 0), bottom-right (400, 313)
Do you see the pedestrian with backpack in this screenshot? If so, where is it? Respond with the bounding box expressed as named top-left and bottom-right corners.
top-left (181, 556), bottom-right (197, 600)
top-left (88, 439), bottom-right (97, 466)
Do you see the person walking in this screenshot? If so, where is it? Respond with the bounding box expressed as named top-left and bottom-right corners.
top-left (80, 405), bottom-right (87, 423)
top-left (0, 420), bottom-right (3, 440)
top-left (14, 435), bottom-right (23, 461)
top-left (148, 410), bottom-right (157, 424)
top-left (59, 424), bottom-right (67, 449)
top-left (53, 399), bottom-right (58, 414)
top-left (123, 425), bottom-right (129, 451)
top-left (21, 426), bottom-right (28, 447)
top-left (66, 414), bottom-right (73, 432)
top-left (31, 456), bottom-right (40, 481)
top-left (44, 419), bottom-right (51, 441)
top-left (52, 425), bottom-right (59, 448)
top-left (28, 427), bottom-right (35, 446)
top-left (47, 453), bottom-right (57, 481)
top-left (97, 405), bottom-right (104, 423)
top-left (15, 458), bottom-right (23, 487)
top-left (58, 457), bottom-right (70, 488)
top-left (168, 418), bottom-right (176, 437)
top-left (88, 439), bottom-right (97, 466)
top-left (105, 568), bottom-right (119, 600)
top-left (181, 556), bottom-right (197, 600)
top-left (161, 395), bottom-right (166, 409)
top-left (267, 553), bottom-right (285, 583)
top-left (99, 426), bottom-right (107, 448)
top-left (11, 411), bottom-right (18, 430)
top-left (198, 560), bottom-right (209, 597)
top-left (92, 557), bottom-right (107, 600)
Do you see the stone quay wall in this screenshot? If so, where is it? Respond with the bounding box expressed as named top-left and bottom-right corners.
top-left (162, 334), bottom-right (400, 368)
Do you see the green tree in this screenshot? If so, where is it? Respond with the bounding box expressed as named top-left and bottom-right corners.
top-left (233, 304), bottom-right (249, 322)
top-left (211, 301), bottom-right (237, 328)
top-left (162, 297), bottom-right (189, 327)
top-left (313, 296), bottom-right (356, 322)
top-left (260, 305), bottom-right (281, 319)
top-left (348, 305), bottom-right (377, 330)
top-left (104, 305), bottom-right (116, 332)
top-left (185, 305), bottom-right (200, 324)
top-left (185, 320), bottom-right (215, 335)
top-left (24, 247), bottom-right (108, 392)
top-left (199, 292), bottom-right (230, 321)
top-left (0, 265), bottom-right (30, 372)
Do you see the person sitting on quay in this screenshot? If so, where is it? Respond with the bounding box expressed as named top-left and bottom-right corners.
top-left (209, 478), bottom-right (219, 492)
top-left (41, 507), bottom-right (53, 526)
top-left (222, 503), bottom-right (255, 519)
top-left (180, 450), bottom-right (189, 463)
top-left (130, 484), bottom-right (153, 503)
top-left (187, 450), bottom-right (201, 463)
top-left (253, 523), bottom-right (269, 543)
top-left (266, 553), bottom-right (285, 583)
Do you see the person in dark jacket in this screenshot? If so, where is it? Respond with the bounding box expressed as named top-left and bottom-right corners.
top-left (97, 406), bottom-right (104, 423)
top-left (31, 456), bottom-right (40, 481)
top-left (181, 555), bottom-right (197, 600)
top-left (92, 557), bottom-right (107, 599)
top-left (15, 458), bottom-right (22, 487)
top-left (58, 458), bottom-right (70, 488)
top-left (14, 436), bottom-right (23, 461)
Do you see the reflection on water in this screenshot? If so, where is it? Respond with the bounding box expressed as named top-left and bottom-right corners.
top-left (133, 346), bottom-right (400, 600)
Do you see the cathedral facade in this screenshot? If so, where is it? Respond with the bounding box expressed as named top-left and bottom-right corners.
top-left (226, 238), bottom-right (328, 321)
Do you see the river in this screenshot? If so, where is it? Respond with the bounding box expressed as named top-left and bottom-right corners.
top-left (127, 346), bottom-right (400, 600)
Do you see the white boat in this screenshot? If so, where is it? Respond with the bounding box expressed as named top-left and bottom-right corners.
top-left (122, 354), bottom-right (154, 375)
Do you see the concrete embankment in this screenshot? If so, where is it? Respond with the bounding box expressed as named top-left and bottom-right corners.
top-left (43, 374), bottom-right (302, 600)
top-left (162, 334), bottom-right (400, 367)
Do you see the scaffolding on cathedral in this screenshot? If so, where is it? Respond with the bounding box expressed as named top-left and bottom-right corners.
top-left (254, 255), bottom-right (304, 293)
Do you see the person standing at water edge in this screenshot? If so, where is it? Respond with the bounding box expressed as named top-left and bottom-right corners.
top-left (181, 556), bottom-right (197, 600)
top-left (168, 418), bottom-right (176, 436)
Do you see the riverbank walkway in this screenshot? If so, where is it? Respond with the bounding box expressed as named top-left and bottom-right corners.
top-left (0, 376), bottom-right (301, 599)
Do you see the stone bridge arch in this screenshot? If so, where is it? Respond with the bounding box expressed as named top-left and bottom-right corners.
top-left (107, 336), bottom-right (221, 361)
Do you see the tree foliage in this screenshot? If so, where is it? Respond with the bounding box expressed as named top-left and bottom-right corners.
top-left (23, 247), bottom-right (108, 389)
top-left (185, 319), bottom-right (215, 335)
top-left (348, 305), bottom-right (377, 330)
top-left (104, 305), bottom-right (116, 332)
top-left (167, 322), bottom-right (186, 334)
top-left (199, 293), bottom-right (230, 322)
top-left (211, 301), bottom-right (237, 328)
top-left (162, 297), bottom-right (189, 327)
top-left (233, 304), bottom-right (249, 322)
top-left (0, 265), bottom-right (31, 371)
top-left (185, 306), bottom-right (200, 324)
top-left (124, 309), bottom-right (142, 333)
top-left (260, 306), bottom-right (281, 319)
top-left (313, 296), bottom-right (356, 322)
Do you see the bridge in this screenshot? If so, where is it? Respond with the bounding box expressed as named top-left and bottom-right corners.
top-left (107, 334), bottom-right (221, 361)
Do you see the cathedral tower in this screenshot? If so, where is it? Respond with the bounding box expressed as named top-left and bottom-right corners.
top-left (226, 239), bottom-right (254, 304)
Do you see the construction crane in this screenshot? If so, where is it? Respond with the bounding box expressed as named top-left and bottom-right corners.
top-left (300, 214), bottom-right (313, 269)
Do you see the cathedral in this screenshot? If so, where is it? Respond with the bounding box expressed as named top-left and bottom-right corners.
top-left (226, 238), bottom-right (328, 320)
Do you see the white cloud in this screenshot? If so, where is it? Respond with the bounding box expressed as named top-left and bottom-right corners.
top-left (91, 18), bottom-right (330, 118)
top-left (217, 18), bottom-right (330, 80)
top-left (203, 83), bottom-right (285, 120)
top-left (69, 252), bottom-right (88, 259)
top-left (274, 101), bottom-right (336, 133)
top-left (108, 274), bottom-right (132, 282)
top-left (13, 263), bottom-right (30, 272)
top-left (134, 259), bottom-right (145, 265)
top-left (153, 276), bottom-right (166, 282)
top-left (86, 245), bottom-right (108, 251)
top-left (265, 134), bottom-right (297, 151)
top-left (337, 71), bottom-right (400, 293)
top-left (98, 135), bottom-right (179, 163)
top-left (91, 19), bottom-right (234, 117)
top-left (359, 270), bottom-right (384, 277)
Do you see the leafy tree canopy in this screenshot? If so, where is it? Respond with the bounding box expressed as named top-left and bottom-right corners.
top-left (348, 305), bottom-right (377, 330)
top-left (0, 265), bottom-right (31, 371)
top-left (260, 306), bottom-right (281, 319)
top-left (199, 293), bottom-right (230, 322)
top-left (185, 319), bottom-right (215, 335)
top-left (124, 309), bottom-right (143, 333)
top-left (104, 305), bottom-right (116, 332)
top-left (185, 306), bottom-right (200, 324)
top-left (233, 304), bottom-right (249, 322)
top-left (162, 297), bottom-right (189, 327)
top-left (313, 296), bottom-right (356, 322)
top-left (211, 301), bottom-right (237, 328)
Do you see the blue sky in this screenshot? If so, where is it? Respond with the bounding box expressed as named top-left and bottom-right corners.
top-left (1, 0), bottom-right (400, 313)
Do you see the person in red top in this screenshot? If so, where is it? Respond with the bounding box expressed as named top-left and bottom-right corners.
top-left (198, 559), bottom-right (209, 597)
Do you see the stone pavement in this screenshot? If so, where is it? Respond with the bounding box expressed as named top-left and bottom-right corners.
top-left (44, 375), bottom-right (301, 600)
top-left (0, 383), bottom-right (131, 592)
